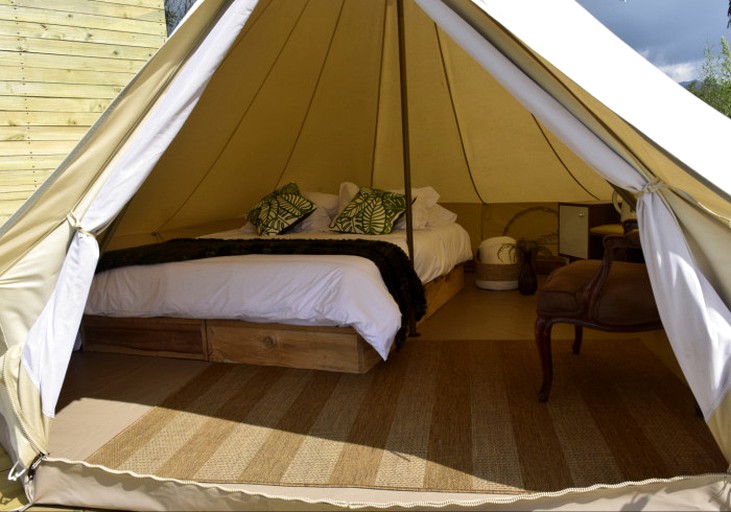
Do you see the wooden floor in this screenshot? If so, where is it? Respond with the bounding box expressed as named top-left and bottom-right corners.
top-left (0, 272), bottom-right (692, 510)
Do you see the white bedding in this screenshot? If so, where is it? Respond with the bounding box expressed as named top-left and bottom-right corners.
top-left (85, 223), bottom-right (473, 359)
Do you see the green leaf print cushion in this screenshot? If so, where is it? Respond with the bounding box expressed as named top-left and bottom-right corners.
top-left (246, 183), bottom-right (316, 235)
top-left (330, 187), bottom-right (406, 235)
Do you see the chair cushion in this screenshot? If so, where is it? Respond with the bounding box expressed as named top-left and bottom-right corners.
top-left (538, 260), bottom-right (660, 327)
top-left (538, 260), bottom-right (601, 316)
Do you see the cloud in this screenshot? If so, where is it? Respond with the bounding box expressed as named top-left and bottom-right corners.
top-left (578, 0), bottom-right (730, 81)
top-left (636, 47), bottom-right (704, 82)
top-left (657, 61), bottom-right (702, 83)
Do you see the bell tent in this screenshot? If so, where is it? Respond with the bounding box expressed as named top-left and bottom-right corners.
top-left (1, 0), bottom-right (731, 509)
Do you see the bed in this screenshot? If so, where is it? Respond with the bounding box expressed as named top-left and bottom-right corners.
top-left (80, 183), bottom-right (473, 373)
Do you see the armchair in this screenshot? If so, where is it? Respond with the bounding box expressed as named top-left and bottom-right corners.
top-left (535, 230), bottom-right (662, 402)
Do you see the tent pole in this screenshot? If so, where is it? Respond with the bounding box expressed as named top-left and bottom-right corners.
top-left (397, 0), bottom-right (414, 262)
top-left (397, 0), bottom-right (419, 336)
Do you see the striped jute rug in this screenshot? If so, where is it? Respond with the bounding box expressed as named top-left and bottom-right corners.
top-left (86, 339), bottom-right (726, 493)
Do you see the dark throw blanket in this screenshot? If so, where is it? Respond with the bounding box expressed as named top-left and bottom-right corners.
top-left (97, 238), bottom-right (427, 349)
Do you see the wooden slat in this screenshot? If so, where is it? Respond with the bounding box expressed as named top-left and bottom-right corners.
top-left (0, 139), bottom-right (79, 155)
top-left (0, 35), bottom-right (157, 61)
top-left (0, 185), bottom-right (41, 196)
top-left (0, 95), bottom-right (111, 113)
top-left (98, 0), bottom-right (163, 8)
top-left (0, 20), bottom-right (165, 49)
top-left (0, 5), bottom-right (165, 36)
top-left (81, 316), bottom-right (209, 360)
top-left (79, 315), bottom-right (384, 374)
top-left (207, 320), bottom-right (380, 374)
top-left (1, 65), bottom-right (135, 87)
top-left (0, 173), bottom-right (50, 185)
top-left (1, 111), bottom-right (101, 127)
top-left (0, 81), bottom-right (123, 99)
top-left (0, 201), bottom-right (28, 217)
top-left (0, 50), bottom-right (148, 73)
top-left (0, 155), bottom-right (62, 171)
top-left (0, 125), bottom-right (90, 141)
top-left (1, 0), bottom-right (166, 25)
top-left (420, 264), bottom-right (465, 323)
top-left (0, 168), bottom-right (55, 182)
top-left (0, 190), bottom-right (35, 202)
top-left (0, 189), bottom-right (50, 206)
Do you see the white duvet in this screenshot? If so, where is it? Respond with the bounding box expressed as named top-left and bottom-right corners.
top-left (85, 223), bottom-right (473, 359)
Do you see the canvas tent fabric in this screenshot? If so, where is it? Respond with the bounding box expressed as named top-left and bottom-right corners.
top-left (0, 0), bottom-right (730, 509)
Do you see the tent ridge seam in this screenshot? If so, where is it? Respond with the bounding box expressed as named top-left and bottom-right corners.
top-left (369, 0), bottom-right (389, 184)
top-left (152, 0), bottom-right (296, 232)
top-left (277, 0), bottom-right (348, 185)
top-left (433, 21), bottom-right (484, 204)
top-left (531, 114), bottom-right (601, 200)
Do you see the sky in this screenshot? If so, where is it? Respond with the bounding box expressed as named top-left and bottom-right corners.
top-left (577, 0), bottom-right (731, 82)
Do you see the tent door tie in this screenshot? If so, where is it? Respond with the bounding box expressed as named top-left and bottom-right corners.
top-left (66, 213), bottom-right (93, 238)
top-left (635, 178), bottom-right (731, 227)
top-left (634, 177), bottom-right (665, 198)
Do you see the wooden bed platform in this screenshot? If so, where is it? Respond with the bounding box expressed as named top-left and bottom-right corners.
top-left (80, 264), bottom-right (465, 374)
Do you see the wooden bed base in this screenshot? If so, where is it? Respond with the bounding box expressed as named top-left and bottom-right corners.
top-left (80, 264), bottom-right (465, 374)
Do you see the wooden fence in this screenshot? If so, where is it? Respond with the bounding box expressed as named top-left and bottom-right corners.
top-left (0, 0), bottom-right (166, 225)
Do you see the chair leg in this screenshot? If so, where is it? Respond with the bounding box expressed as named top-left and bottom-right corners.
top-left (571, 325), bottom-right (583, 354)
top-left (535, 317), bottom-right (553, 402)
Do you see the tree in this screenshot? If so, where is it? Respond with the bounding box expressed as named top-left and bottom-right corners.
top-left (688, 37), bottom-right (731, 118)
top-left (165, 0), bottom-right (196, 35)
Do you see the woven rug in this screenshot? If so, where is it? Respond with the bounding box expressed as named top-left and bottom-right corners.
top-left (86, 339), bottom-right (726, 493)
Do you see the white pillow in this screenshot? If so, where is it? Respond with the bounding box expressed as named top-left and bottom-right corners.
top-left (392, 186), bottom-right (440, 230)
top-left (290, 205), bottom-right (332, 232)
top-left (426, 203), bottom-right (458, 227)
top-left (336, 181), bottom-right (360, 215)
top-left (393, 202), bottom-right (429, 230)
top-left (240, 221), bottom-right (257, 233)
top-left (409, 186), bottom-right (440, 209)
top-left (303, 191), bottom-right (339, 219)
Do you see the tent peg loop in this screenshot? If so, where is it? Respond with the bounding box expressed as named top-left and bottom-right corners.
top-left (9, 452), bottom-right (45, 482)
top-left (7, 459), bottom-right (25, 481)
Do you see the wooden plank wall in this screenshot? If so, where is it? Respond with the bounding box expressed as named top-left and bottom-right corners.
top-left (0, 0), bottom-right (166, 225)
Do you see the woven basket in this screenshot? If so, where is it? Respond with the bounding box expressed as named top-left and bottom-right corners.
top-left (475, 260), bottom-right (521, 282)
top-left (474, 247), bottom-right (521, 290)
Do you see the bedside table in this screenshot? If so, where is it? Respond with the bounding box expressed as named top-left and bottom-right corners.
top-left (558, 201), bottom-right (620, 259)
